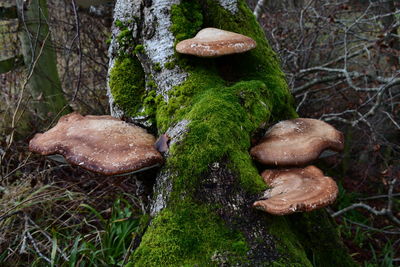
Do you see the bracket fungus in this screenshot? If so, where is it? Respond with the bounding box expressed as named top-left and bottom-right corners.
top-left (250, 118), bottom-right (344, 166)
top-left (29, 113), bottom-right (163, 176)
top-left (175, 27), bottom-right (256, 57)
top-left (253, 166), bottom-right (338, 215)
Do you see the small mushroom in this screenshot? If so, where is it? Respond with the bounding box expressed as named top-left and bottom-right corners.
top-left (250, 118), bottom-right (344, 166)
top-left (175, 27), bottom-right (256, 57)
top-left (29, 113), bottom-right (163, 175)
top-left (253, 166), bottom-right (338, 215)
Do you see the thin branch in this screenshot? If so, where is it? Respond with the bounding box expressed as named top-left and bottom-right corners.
top-left (24, 214), bottom-right (51, 264)
top-left (359, 193), bottom-right (400, 201)
top-left (343, 218), bottom-right (400, 235)
top-left (332, 179), bottom-right (400, 226)
top-left (71, 0), bottom-right (83, 101)
top-left (383, 111), bottom-right (400, 130)
top-left (253, 0), bottom-right (267, 20)
top-left (292, 73), bottom-right (346, 94)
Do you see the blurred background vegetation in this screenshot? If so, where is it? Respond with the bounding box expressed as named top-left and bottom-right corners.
top-left (1, 0), bottom-right (399, 266)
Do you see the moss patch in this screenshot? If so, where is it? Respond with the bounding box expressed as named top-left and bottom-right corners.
top-left (131, 200), bottom-right (249, 266)
top-left (164, 61), bottom-right (176, 70)
top-left (109, 18), bottom-right (149, 116)
top-left (202, 0), bottom-right (297, 120)
top-left (167, 80), bottom-right (274, 195)
top-left (109, 56), bottom-right (146, 117)
top-left (170, 1), bottom-right (203, 43)
top-left (288, 211), bottom-right (358, 267)
top-left (267, 216), bottom-right (313, 267)
top-left (155, 0), bottom-right (296, 195)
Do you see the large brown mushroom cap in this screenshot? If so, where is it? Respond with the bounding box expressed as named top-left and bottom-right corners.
top-left (29, 113), bottom-right (163, 175)
top-left (250, 118), bottom-right (344, 166)
top-left (175, 27), bottom-right (256, 57)
top-left (253, 166), bottom-right (338, 215)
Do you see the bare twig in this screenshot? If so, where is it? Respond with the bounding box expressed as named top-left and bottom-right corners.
top-left (332, 179), bottom-right (400, 226)
top-left (23, 214), bottom-right (51, 263)
top-left (359, 193), bottom-right (400, 201)
top-left (343, 218), bottom-right (400, 235)
top-left (71, 0), bottom-right (83, 101)
top-left (253, 0), bottom-right (267, 20)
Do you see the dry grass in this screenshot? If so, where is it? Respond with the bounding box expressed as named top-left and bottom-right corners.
top-left (0, 152), bottom-right (144, 265)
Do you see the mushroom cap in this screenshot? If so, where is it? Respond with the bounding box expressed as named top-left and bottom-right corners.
top-left (253, 166), bottom-right (338, 215)
top-left (250, 118), bottom-right (344, 166)
top-left (29, 113), bottom-right (163, 175)
top-left (175, 27), bottom-right (256, 57)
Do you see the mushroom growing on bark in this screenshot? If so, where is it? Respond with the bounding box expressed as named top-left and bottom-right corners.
top-left (175, 27), bottom-right (256, 57)
top-left (29, 113), bottom-right (163, 175)
top-left (250, 118), bottom-right (344, 166)
top-left (253, 166), bottom-right (338, 215)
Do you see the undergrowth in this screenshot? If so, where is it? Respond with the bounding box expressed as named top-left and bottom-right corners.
top-left (0, 155), bottom-right (143, 266)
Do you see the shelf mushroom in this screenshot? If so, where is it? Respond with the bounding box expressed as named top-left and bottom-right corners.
top-left (253, 166), bottom-right (338, 215)
top-left (29, 113), bottom-right (163, 176)
top-left (250, 118), bottom-right (344, 166)
top-left (175, 27), bottom-right (256, 57)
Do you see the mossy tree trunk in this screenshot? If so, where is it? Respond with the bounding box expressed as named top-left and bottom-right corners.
top-left (108, 0), bottom-right (357, 266)
top-left (16, 0), bottom-right (70, 123)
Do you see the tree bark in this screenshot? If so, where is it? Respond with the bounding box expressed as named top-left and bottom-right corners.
top-left (107, 0), bottom-right (357, 266)
top-left (16, 0), bottom-right (70, 122)
top-left (0, 1), bottom-right (20, 73)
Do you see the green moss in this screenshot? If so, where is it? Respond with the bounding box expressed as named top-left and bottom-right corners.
top-left (164, 61), bottom-right (176, 70)
top-left (203, 0), bottom-right (298, 120)
top-left (267, 217), bottom-right (313, 266)
top-left (134, 44), bottom-right (144, 54)
top-left (115, 19), bottom-right (124, 28)
top-left (167, 80), bottom-right (275, 195)
top-left (132, 200), bottom-right (249, 266)
top-left (109, 56), bottom-right (145, 117)
top-left (141, 88), bottom-right (163, 123)
top-left (146, 79), bottom-right (157, 90)
top-left (153, 62), bottom-right (162, 72)
top-left (138, 213), bottom-right (151, 234)
top-left (288, 211), bottom-right (357, 267)
top-left (114, 20), bottom-right (138, 57)
top-left (170, 1), bottom-right (203, 43)
top-left (116, 28), bottom-right (133, 56)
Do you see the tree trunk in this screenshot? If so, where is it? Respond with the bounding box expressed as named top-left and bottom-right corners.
top-left (107, 0), bottom-right (357, 266)
top-left (0, 0), bottom-right (21, 73)
top-left (16, 0), bottom-right (70, 122)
